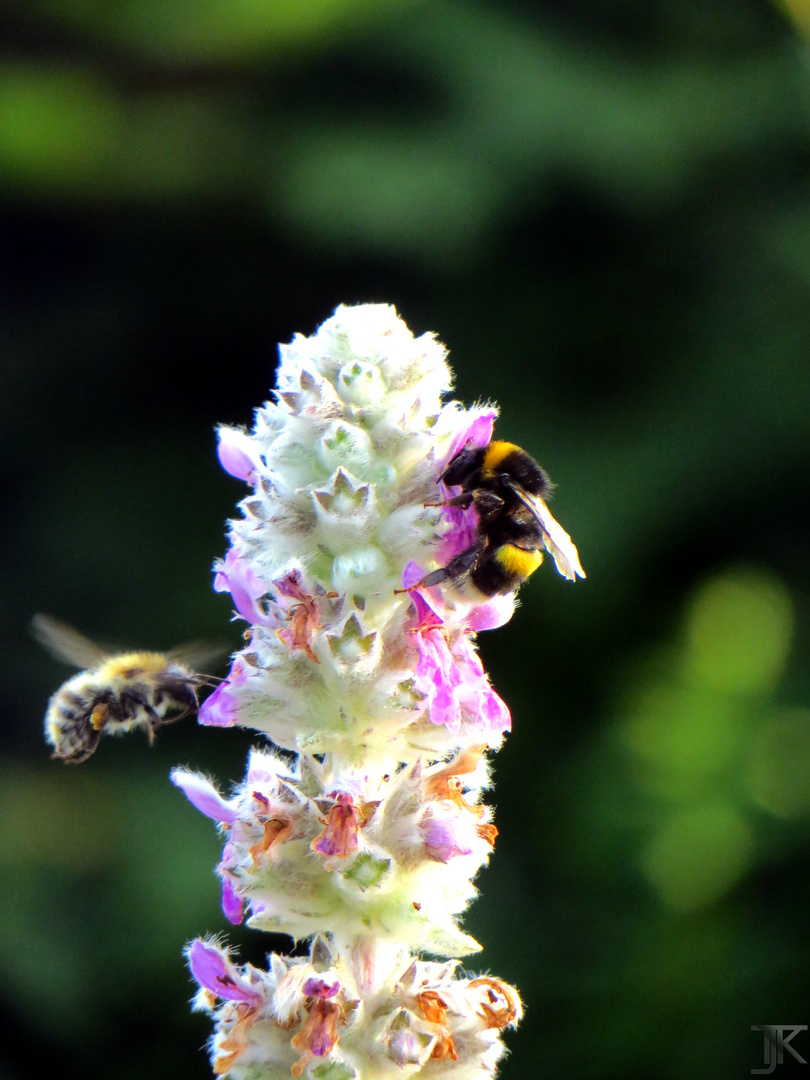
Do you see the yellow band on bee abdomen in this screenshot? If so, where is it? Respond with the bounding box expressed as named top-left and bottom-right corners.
top-left (494, 544), bottom-right (543, 577)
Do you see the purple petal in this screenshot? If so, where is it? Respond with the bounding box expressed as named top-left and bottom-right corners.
top-left (436, 505), bottom-right (479, 564)
top-left (432, 633), bottom-right (463, 688)
top-left (452, 634), bottom-right (485, 679)
top-left (170, 769), bottom-right (238, 823)
top-left (428, 683), bottom-right (462, 732)
top-left (414, 630), bottom-right (466, 732)
top-left (401, 561), bottom-right (425, 590)
top-left (306, 1002), bottom-right (340, 1057)
top-left (420, 814), bottom-right (474, 862)
top-left (221, 875), bottom-right (244, 925)
top-left (481, 688), bottom-right (511, 733)
top-left (446, 409), bottom-right (497, 463)
top-left (464, 594), bottom-right (515, 632)
top-left (214, 549), bottom-right (272, 625)
top-left (409, 589), bottom-right (444, 631)
top-left (198, 682), bottom-right (238, 727)
top-left (217, 428), bottom-right (258, 482)
top-left (246, 750), bottom-right (280, 785)
top-left (187, 940), bottom-right (262, 1006)
top-left (271, 568), bottom-right (307, 601)
top-left (303, 977), bottom-right (340, 999)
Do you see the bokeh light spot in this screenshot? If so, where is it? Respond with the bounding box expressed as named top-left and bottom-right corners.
top-left (276, 131), bottom-right (493, 260)
top-left (744, 706), bottom-right (810, 819)
top-left (0, 64), bottom-right (118, 185)
top-left (620, 681), bottom-right (739, 799)
top-left (780, 0), bottom-right (810, 38)
top-left (683, 569), bottom-right (793, 695)
top-left (0, 764), bottom-right (118, 870)
top-left (37, 0), bottom-right (409, 62)
top-left (641, 803), bottom-right (753, 911)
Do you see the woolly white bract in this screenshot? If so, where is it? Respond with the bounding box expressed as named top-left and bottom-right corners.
top-left (173, 305), bottom-right (581, 1079)
top-left (203, 304), bottom-right (513, 765)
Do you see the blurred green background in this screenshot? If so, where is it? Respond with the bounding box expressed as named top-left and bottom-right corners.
top-left (3, 1), bottom-right (810, 1077)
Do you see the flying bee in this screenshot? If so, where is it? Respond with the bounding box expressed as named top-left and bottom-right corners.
top-left (417, 440), bottom-right (585, 597)
top-left (33, 614), bottom-right (222, 763)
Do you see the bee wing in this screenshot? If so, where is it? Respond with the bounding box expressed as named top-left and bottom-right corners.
top-left (165, 641), bottom-right (230, 672)
top-left (505, 481), bottom-right (586, 582)
top-left (31, 614), bottom-right (111, 669)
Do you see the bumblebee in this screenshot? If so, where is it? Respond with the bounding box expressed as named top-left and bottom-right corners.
top-left (33, 614), bottom-right (219, 763)
top-left (420, 440), bottom-right (585, 596)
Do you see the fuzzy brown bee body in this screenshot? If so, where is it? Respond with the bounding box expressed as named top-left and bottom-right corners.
top-left (421, 440), bottom-right (585, 597)
top-left (34, 616), bottom-right (214, 763)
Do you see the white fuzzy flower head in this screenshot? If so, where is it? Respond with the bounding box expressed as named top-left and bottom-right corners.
top-left (172, 745), bottom-right (496, 957)
top-left (173, 304), bottom-right (585, 1080)
top-left (203, 303), bottom-right (525, 766)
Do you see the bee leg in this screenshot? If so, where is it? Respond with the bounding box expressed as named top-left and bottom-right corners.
top-left (412, 566), bottom-right (450, 588)
top-left (394, 565), bottom-right (452, 592)
top-left (54, 744), bottom-right (96, 765)
top-left (425, 492), bottom-right (475, 510)
top-left (399, 542), bottom-right (484, 591)
top-left (143, 703), bottom-right (163, 744)
top-left (471, 490), bottom-right (505, 522)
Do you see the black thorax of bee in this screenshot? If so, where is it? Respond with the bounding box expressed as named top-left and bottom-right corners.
top-left (413, 441), bottom-right (554, 597)
top-left (440, 442), bottom-right (551, 552)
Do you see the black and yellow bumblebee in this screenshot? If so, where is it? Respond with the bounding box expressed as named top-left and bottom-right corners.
top-left (33, 614), bottom-right (221, 763)
top-left (420, 440), bottom-right (585, 597)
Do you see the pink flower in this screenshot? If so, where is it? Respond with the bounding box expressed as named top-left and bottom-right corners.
top-left (170, 770), bottom-right (238, 823)
top-left (433, 414), bottom-right (496, 564)
top-left (452, 634), bottom-right (511, 735)
top-left (214, 548), bottom-right (273, 626)
top-left (419, 812), bottom-right (475, 862)
top-left (404, 569), bottom-right (511, 736)
top-left (401, 561), bottom-right (513, 632)
top-left (291, 1000), bottom-right (341, 1070)
top-left (302, 977), bottom-right (340, 999)
top-left (198, 658), bottom-right (249, 728)
top-left (436, 502), bottom-right (480, 565)
top-left (311, 794), bottom-right (361, 858)
top-left (463, 594), bottom-right (515, 632)
top-left (187, 940), bottom-right (263, 1006)
top-left (305, 1001), bottom-right (340, 1057)
top-left (217, 428), bottom-right (259, 482)
top-left (198, 680), bottom-right (238, 728)
top-left (414, 629), bottom-right (464, 734)
top-left (444, 410), bottom-right (496, 465)
top-left (220, 865), bottom-right (244, 925)
top-left (171, 773), bottom-right (246, 923)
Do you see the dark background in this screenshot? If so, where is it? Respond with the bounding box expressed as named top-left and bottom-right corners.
top-left (2, 1), bottom-right (810, 1078)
